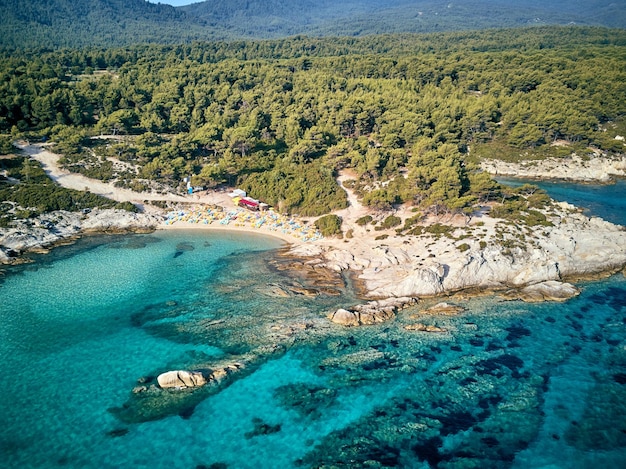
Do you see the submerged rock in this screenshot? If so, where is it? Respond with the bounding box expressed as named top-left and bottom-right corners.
top-left (419, 302), bottom-right (466, 315)
top-left (405, 323), bottom-right (447, 333)
top-left (274, 383), bottom-right (337, 420)
top-left (244, 417), bottom-right (281, 439)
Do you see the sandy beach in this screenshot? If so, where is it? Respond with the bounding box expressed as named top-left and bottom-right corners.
top-left (159, 205), bottom-right (323, 244)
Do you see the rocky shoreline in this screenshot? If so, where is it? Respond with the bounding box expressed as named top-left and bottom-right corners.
top-left (3, 200), bottom-right (626, 310)
top-left (0, 208), bottom-right (161, 265)
top-left (286, 200), bottom-right (626, 309)
top-left (481, 153), bottom-right (626, 182)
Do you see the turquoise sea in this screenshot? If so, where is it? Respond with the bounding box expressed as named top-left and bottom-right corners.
top-left (1, 181), bottom-right (625, 468)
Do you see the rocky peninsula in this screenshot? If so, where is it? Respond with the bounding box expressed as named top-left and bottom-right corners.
top-left (291, 200), bottom-right (626, 303)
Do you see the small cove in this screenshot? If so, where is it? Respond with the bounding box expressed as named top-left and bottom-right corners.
top-left (496, 177), bottom-right (626, 226)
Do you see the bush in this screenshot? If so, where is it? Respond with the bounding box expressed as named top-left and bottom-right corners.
top-left (114, 201), bottom-right (139, 212)
top-left (457, 243), bottom-right (471, 252)
top-left (524, 209), bottom-right (552, 227)
top-left (356, 215), bottom-right (373, 226)
top-left (380, 215), bottom-right (402, 229)
top-left (425, 223), bottom-right (454, 236)
top-left (402, 214), bottom-right (422, 231)
top-left (314, 214), bottom-right (342, 237)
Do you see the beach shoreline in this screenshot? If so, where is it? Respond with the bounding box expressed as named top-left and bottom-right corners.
top-left (158, 216), bottom-right (297, 245)
top-left (3, 142), bottom-right (626, 305)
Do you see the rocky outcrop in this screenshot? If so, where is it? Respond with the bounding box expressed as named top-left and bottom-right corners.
top-left (157, 370), bottom-right (207, 389)
top-left (500, 280), bottom-right (580, 302)
top-left (328, 297), bottom-right (417, 326)
top-left (113, 349), bottom-right (278, 423)
top-left (303, 202), bottom-right (626, 301)
top-left (0, 209), bottom-right (160, 264)
top-left (154, 363), bottom-right (246, 390)
top-left (481, 154), bottom-right (626, 182)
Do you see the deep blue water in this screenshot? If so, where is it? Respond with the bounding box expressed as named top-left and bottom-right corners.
top-left (496, 177), bottom-right (626, 226)
top-left (0, 180), bottom-right (625, 468)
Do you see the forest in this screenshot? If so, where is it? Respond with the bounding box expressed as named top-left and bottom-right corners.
top-left (1, 26), bottom-right (625, 218)
top-left (1, 0), bottom-right (625, 50)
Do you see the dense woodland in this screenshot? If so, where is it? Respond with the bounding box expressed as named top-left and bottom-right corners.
top-left (1, 0), bottom-right (625, 50)
top-left (1, 27), bottom-right (626, 218)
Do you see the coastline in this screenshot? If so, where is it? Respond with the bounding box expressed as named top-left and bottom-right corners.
top-left (3, 143), bottom-right (626, 307)
top-left (158, 217), bottom-right (296, 245)
top-left (481, 153), bottom-right (626, 183)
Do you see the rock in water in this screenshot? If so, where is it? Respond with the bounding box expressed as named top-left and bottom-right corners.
top-left (156, 370), bottom-right (207, 389)
top-left (419, 302), bottom-right (465, 315)
top-left (502, 280), bottom-right (580, 302)
top-left (405, 323), bottom-right (447, 333)
top-left (328, 297), bottom-right (417, 326)
top-left (329, 308), bottom-right (360, 326)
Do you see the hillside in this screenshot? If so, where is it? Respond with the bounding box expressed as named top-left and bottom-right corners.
top-left (2, 27), bottom-right (625, 223)
top-left (1, 0), bottom-right (625, 49)
top-left (0, 0), bottom-right (210, 49)
top-left (183, 0), bottom-right (626, 38)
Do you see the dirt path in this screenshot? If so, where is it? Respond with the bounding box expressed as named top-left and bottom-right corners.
top-left (333, 170), bottom-right (370, 228)
top-left (17, 142), bottom-right (232, 211)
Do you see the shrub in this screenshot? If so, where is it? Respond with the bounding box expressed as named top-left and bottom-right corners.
top-left (524, 210), bottom-right (552, 227)
top-left (314, 214), bottom-right (342, 237)
top-left (457, 243), bottom-right (471, 252)
top-left (402, 214), bottom-right (422, 231)
top-left (114, 201), bottom-right (139, 212)
top-left (425, 223), bottom-right (454, 236)
top-left (356, 215), bottom-right (373, 226)
top-left (380, 215), bottom-right (402, 229)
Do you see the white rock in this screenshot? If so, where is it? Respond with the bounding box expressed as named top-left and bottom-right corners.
top-left (329, 308), bottom-right (359, 326)
top-left (157, 370), bottom-right (207, 389)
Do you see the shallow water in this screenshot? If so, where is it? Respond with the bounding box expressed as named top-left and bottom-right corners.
top-left (1, 180), bottom-right (625, 467)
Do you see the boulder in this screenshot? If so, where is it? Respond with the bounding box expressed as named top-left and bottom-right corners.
top-left (156, 370), bottom-right (207, 389)
top-left (358, 306), bottom-right (395, 325)
top-left (501, 280), bottom-right (580, 302)
top-left (329, 308), bottom-right (360, 326)
top-left (328, 297), bottom-right (417, 326)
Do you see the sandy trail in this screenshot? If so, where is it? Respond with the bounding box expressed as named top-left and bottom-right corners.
top-left (19, 142), bottom-right (236, 211)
